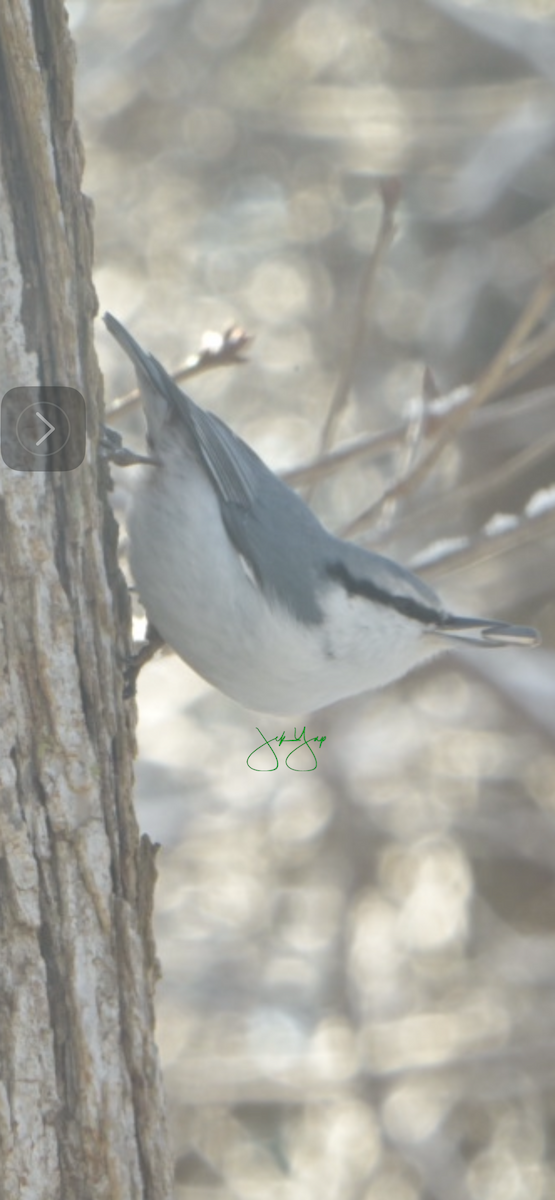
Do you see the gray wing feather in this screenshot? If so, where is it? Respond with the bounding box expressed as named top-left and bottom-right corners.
top-left (106, 311), bottom-right (264, 508)
top-left (104, 314), bottom-right (540, 647)
top-left (323, 537), bottom-right (446, 623)
top-left (104, 312), bottom-right (329, 622)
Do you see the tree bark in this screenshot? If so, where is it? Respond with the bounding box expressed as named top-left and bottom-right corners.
top-left (0, 4), bottom-right (172, 1198)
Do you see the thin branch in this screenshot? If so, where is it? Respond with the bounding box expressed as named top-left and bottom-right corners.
top-left (500, 318), bottom-right (555, 393)
top-left (375, 376), bottom-right (428, 534)
top-left (412, 503), bottom-right (555, 582)
top-left (105, 326), bottom-right (252, 421)
top-left (369, 420), bottom-right (555, 549)
top-left (340, 264), bottom-right (555, 538)
top-left (281, 422), bottom-right (406, 488)
top-left (316, 179), bottom-right (400, 457)
top-left (465, 382), bottom-right (555, 428)
top-left (285, 370), bottom-right (554, 500)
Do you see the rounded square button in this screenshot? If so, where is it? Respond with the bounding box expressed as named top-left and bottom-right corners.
top-left (1, 386), bottom-right (86, 471)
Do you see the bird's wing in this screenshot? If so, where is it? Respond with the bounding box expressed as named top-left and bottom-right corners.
top-left (104, 312), bottom-right (329, 623)
top-left (104, 315), bottom-right (541, 647)
top-left (105, 311), bottom-right (265, 509)
top-left (325, 540), bottom-right (446, 625)
top-left (324, 541), bottom-right (540, 646)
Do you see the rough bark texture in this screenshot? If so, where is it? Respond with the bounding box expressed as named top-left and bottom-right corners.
top-left (0, 3), bottom-right (172, 1198)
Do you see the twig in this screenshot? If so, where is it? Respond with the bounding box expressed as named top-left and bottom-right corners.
top-left (413, 503), bottom-right (555, 581)
top-left (281, 422), bottom-right (406, 488)
top-left (340, 264), bottom-right (555, 538)
top-left (285, 372), bottom-right (554, 500)
top-left (105, 326), bottom-right (252, 421)
top-left (369, 421), bottom-right (555, 549)
top-left (375, 377), bottom-right (428, 534)
top-left (467, 383), bottom-right (555, 428)
top-left (316, 179), bottom-right (400, 457)
top-left (500, 319), bottom-right (555, 393)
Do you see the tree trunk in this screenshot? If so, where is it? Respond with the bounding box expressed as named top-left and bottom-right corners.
top-left (0, 4), bottom-right (172, 1198)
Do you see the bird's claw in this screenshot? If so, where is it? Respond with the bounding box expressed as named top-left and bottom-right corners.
top-left (123, 624), bottom-right (165, 698)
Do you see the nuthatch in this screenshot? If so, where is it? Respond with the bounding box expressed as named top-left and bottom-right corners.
top-left (105, 313), bottom-right (540, 714)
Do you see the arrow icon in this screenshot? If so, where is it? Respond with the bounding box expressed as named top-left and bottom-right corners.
top-left (35, 411), bottom-right (55, 446)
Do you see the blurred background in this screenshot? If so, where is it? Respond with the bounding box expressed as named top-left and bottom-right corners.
top-left (71, 0), bottom-right (555, 1196)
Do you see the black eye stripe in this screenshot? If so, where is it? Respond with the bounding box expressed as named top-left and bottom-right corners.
top-left (326, 561), bottom-right (440, 627)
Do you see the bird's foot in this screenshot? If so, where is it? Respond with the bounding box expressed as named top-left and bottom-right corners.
top-left (123, 623), bottom-right (166, 698)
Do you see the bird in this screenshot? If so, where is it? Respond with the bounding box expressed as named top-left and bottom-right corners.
top-left (104, 312), bottom-right (540, 715)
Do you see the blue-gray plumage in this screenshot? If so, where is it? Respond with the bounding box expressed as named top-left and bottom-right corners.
top-left (104, 313), bottom-right (540, 714)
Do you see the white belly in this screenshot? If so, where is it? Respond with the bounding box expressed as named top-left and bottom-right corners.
top-left (128, 455), bottom-right (440, 714)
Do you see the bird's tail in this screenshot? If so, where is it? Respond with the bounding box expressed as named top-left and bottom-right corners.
top-left (104, 312), bottom-right (173, 399)
top-left (104, 311), bottom-right (195, 445)
top-left (433, 616), bottom-right (540, 648)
